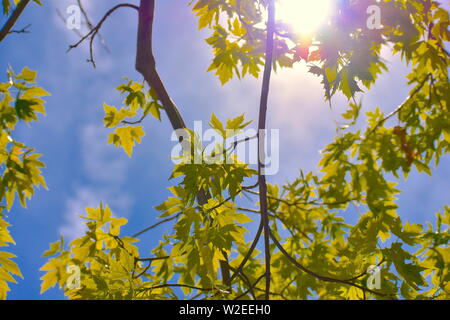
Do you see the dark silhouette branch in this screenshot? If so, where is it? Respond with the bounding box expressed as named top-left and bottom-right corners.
top-left (7, 23), bottom-right (31, 35)
top-left (67, 3), bottom-right (139, 67)
top-left (268, 228), bottom-right (392, 298)
top-left (229, 219), bottom-right (264, 283)
top-left (244, 189), bottom-right (357, 208)
top-left (233, 274), bottom-right (265, 300)
top-left (141, 283), bottom-right (214, 292)
top-left (0, 0), bottom-right (31, 42)
top-left (365, 73), bottom-right (432, 138)
top-left (256, 0), bottom-right (275, 299)
top-left (131, 212), bottom-right (182, 238)
top-left (227, 265), bottom-right (257, 300)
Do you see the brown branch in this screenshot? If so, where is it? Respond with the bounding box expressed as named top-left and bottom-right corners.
top-left (268, 228), bottom-right (392, 298)
top-left (237, 206), bottom-right (313, 242)
top-left (256, 0), bottom-right (276, 300)
top-left (244, 189), bottom-right (356, 208)
top-left (0, 0), bottom-right (31, 42)
top-left (229, 219), bottom-right (264, 283)
top-left (75, 0), bottom-right (111, 53)
top-left (365, 74), bottom-right (432, 138)
top-left (7, 23), bottom-right (31, 35)
top-left (227, 265), bottom-right (257, 300)
top-left (67, 3), bottom-right (139, 67)
top-left (206, 182), bottom-right (259, 213)
top-left (56, 8), bottom-right (83, 39)
top-left (233, 274), bottom-right (265, 300)
top-left (133, 256), bottom-right (170, 279)
top-left (136, 256), bottom-right (170, 262)
top-left (223, 134), bottom-right (258, 157)
top-left (131, 212), bottom-right (182, 238)
top-left (135, 0), bottom-right (211, 208)
top-left (141, 283), bottom-right (214, 292)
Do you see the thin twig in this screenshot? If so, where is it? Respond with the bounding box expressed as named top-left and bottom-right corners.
top-left (269, 228), bottom-right (392, 298)
top-left (7, 23), bottom-right (31, 35)
top-left (244, 189), bottom-right (356, 208)
top-left (140, 283), bottom-right (213, 292)
top-left (365, 74), bottom-right (431, 138)
top-left (228, 265), bottom-right (257, 300)
top-left (131, 212), bottom-right (182, 238)
top-left (67, 3), bottom-right (139, 67)
top-left (233, 274), bottom-right (265, 300)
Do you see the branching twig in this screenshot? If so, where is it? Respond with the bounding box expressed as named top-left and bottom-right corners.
top-left (67, 3), bottom-right (139, 67)
top-left (228, 265), bottom-right (257, 300)
top-left (365, 73), bottom-right (432, 138)
top-left (222, 134), bottom-right (257, 157)
top-left (233, 274), bottom-right (265, 300)
top-left (7, 23), bottom-right (31, 35)
top-left (269, 228), bottom-right (392, 298)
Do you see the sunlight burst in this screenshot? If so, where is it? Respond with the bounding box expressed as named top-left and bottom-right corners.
top-left (277, 0), bottom-right (334, 35)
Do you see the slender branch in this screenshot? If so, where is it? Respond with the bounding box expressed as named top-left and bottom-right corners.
top-left (280, 278), bottom-right (296, 299)
top-left (133, 262), bottom-right (152, 279)
top-left (253, 287), bottom-right (288, 300)
top-left (67, 3), bottom-right (139, 67)
top-left (141, 283), bottom-right (213, 292)
top-left (365, 74), bottom-right (432, 138)
top-left (133, 256), bottom-right (170, 279)
top-left (121, 111), bottom-right (149, 125)
top-left (0, 0), bottom-right (31, 42)
top-left (256, 0), bottom-right (276, 300)
top-left (136, 256), bottom-right (170, 262)
top-left (229, 219), bottom-right (264, 283)
top-left (206, 182), bottom-right (259, 213)
top-left (223, 134), bottom-right (257, 157)
top-left (238, 206), bottom-right (313, 241)
top-left (269, 228), bottom-right (392, 298)
top-left (244, 189), bottom-right (356, 208)
top-left (75, 0), bottom-right (111, 53)
top-left (228, 265), bottom-right (257, 300)
top-left (7, 23), bottom-right (31, 35)
top-left (56, 8), bottom-right (83, 38)
top-left (131, 212), bottom-right (182, 238)
top-left (233, 274), bottom-right (265, 300)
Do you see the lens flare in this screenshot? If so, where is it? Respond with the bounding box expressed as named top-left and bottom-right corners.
top-left (277, 0), bottom-right (334, 35)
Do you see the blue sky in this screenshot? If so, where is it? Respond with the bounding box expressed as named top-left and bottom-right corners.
top-left (0, 0), bottom-right (449, 299)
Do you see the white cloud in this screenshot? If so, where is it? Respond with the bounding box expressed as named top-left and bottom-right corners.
top-left (59, 124), bottom-right (133, 240)
top-left (81, 124), bottom-right (128, 184)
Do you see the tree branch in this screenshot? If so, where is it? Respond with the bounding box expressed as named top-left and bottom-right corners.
top-left (141, 283), bottom-right (214, 292)
top-left (365, 73), bottom-right (432, 138)
top-left (131, 212), bottom-right (182, 238)
top-left (7, 23), bottom-right (31, 35)
top-left (256, 0), bottom-right (276, 300)
top-left (229, 219), bottom-right (264, 283)
top-left (268, 228), bottom-right (392, 298)
top-left (233, 274), bottom-right (265, 300)
top-left (67, 3), bottom-right (139, 67)
top-left (0, 0), bottom-right (31, 42)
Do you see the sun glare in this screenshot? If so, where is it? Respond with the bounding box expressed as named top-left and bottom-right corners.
top-left (277, 0), bottom-right (334, 35)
